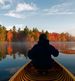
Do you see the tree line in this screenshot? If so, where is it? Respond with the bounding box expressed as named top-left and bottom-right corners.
top-left (0, 24), bottom-right (75, 42)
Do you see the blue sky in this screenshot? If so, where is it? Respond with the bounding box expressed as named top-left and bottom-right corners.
top-left (0, 0), bottom-right (75, 35)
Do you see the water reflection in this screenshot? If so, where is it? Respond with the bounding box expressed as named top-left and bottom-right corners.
top-left (0, 42), bottom-right (34, 60)
top-left (0, 42), bottom-right (75, 61)
top-left (51, 42), bottom-right (75, 54)
top-left (7, 44), bottom-right (13, 55)
top-left (0, 42), bottom-right (33, 81)
top-left (51, 42), bottom-right (75, 50)
top-left (53, 53), bottom-right (75, 75)
top-left (0, 42), bottom-right (75, 81)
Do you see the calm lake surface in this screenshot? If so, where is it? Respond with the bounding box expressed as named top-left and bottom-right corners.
top-left (0, 42), bottom-right (75, 81)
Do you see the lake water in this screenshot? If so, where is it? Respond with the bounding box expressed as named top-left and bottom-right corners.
top-left (0, 42), bottom-right (75, 81)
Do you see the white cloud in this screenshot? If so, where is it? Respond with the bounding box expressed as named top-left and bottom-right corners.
top-left (5, 11), bottom-right (23, 18)
top-left (0, 0), bottom-right (12, 9)
top-left (0, 0), bottom-right (5, 5)
top-left (16, 2), bottom-right (37, 12)
top-left (1, 4), bottom-right (11, 9)
top-left (4, 2), bottom-right (38, 18)
top-left (44, 2), bottom-right (75, 15)
top-left (0, 0), bottom-right (12, 5)
top-left (1, 1), bottom-right (38, 18)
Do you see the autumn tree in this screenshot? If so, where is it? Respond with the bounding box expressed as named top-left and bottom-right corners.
top-left (17, 28), bottom-right (21, 41)
top-left (12, 26), bottom-right (17, 41)
top-left (32, 28), bottom-right (40, 41)
top-left (24, 26), bottom-right (29, 36)
top-left (0, 24), bottom-right (75, 42)
top-left (0, 25), bottom-right (6, 41)
top-left (7, 30), bottom-right (13, 42)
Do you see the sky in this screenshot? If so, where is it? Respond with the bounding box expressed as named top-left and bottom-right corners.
top-left (0, 0), bottom-right (75, 35)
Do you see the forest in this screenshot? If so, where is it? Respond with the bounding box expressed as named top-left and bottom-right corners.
top-left (0, 24), bottom-right (75, 42)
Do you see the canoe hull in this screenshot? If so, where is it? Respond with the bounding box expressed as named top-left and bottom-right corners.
top-left (9, 59), bottom-right (75, 81)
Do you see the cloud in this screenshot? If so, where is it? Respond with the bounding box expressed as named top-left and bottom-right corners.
top-left (0, 0), bottom-right (5, 5)
top-left (4, 2), bottom-right (38, 18)
top-left (0, 0), bottom-right (12, 5)
top-left (0, 0), bottom-right (12, 4)
top-left (5, 11), bottom-right (24, 18)
top-left (1, 4), bottom-right (11, 9)
top-left (44, 2), bottom-right (75, 15)
top-left (0, 0), bottom-right (12, 9)
top-left (16, 2), bottom-right (37, 12)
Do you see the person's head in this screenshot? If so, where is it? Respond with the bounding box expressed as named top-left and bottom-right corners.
top-left (39, 33), bottom-right (48, 41)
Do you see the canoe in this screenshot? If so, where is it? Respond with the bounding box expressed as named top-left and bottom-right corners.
top-left (9, 59), bottom-right (75, 81)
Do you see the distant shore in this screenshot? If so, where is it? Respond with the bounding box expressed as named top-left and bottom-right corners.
top-left (60, 49), bottom-right (75, 54)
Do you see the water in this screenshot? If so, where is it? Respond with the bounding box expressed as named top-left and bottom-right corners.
top-left (0, 42), bottom-right (75, 81)
top-left (0, 42), bottom-right (31, 81)
top-left (53, 53), bottom-right (75, 75)
top-left (0, 54), bottom-right (29, 81)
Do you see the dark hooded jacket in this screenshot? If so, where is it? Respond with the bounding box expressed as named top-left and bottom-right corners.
top-left (28, 38), bottom-right (59, 69)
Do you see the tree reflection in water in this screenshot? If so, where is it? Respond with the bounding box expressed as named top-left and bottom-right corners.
top-left (0, 42), bottom-right (34, 81)
top-left (51, 42), bottom-right (75, 54)
top-left (0, 42), bottom-right (75, 60)
top-left (7, 43), bottom-right (13, 55)
top-left (0, 42), bottom-right (34, 60)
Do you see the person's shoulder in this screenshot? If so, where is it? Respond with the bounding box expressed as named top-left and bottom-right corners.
top-left (49, 44), bottom-right (55, 48)
top-left (32, 44), bottom-right (38, 48)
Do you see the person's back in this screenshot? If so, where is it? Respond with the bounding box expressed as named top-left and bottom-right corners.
top-left (28, 34), bottom-right (59, 70)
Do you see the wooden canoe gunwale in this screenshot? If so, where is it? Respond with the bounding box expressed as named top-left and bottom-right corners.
top-left (54, 59), bottom-right (75, 80)
top-left (9, 61), bottom-right (31, 81)
top-left (9, 59), bottom-right (75, 81)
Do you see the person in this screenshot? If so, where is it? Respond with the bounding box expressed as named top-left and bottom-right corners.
top-left (28, 33), bottom-right (59, 71)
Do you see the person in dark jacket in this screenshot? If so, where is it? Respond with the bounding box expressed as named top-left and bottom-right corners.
top-left (28, 33), bottom-right (59, 70)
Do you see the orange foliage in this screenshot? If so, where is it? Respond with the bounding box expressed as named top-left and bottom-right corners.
top-left (7, 45), bottom-right (13, 54)
top-left (48, 32), bottom-right (70, 41)
top-left (7, 31), bottom-right (13, 42)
